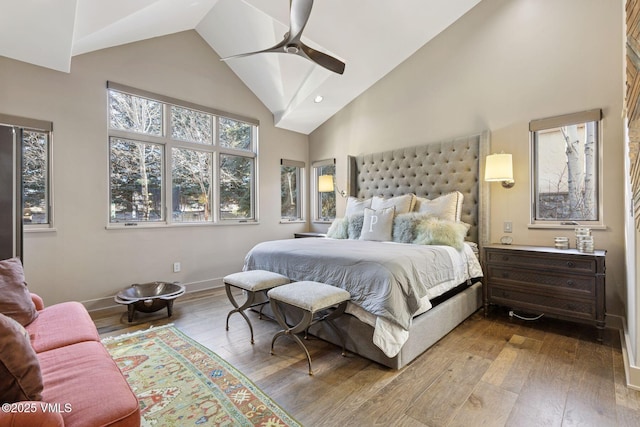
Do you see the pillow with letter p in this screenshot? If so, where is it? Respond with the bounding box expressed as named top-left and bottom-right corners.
top-left (360, 207), bottom-right (396, 242)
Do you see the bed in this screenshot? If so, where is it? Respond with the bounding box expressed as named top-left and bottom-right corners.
top-left (246, 132), bottom-right (490, 369)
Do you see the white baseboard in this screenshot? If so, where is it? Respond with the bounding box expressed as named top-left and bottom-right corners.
top-left (82, 277), bottom-right (224, 313)
top-left (619, 316), bottom-right (640, 390)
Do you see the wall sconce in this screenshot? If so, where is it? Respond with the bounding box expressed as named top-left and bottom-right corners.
top-left (485, 153), bottom-right (515, 188)
top-left (318, 175), bottom-right (347, 197)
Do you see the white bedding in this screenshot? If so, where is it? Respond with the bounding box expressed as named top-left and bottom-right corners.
top-left (243, 238), bottom-right (483, 357)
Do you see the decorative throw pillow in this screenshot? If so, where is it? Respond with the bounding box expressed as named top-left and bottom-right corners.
top-left (392, 212), bottom-right (426, 243)
top-left (0, 257), bottom-right (38, 326)
top-left (0, 313), bottom-right (43, 403)
top-left (345, 197), bottom-right (372, 216)
top-left (414, 191), bottom-right (464, 222)
top-left (327, 217), bottom-right (348, 239)
top-left (371, 194), bottom-right (415, 215)
top-left (413, 217), bottom-right (470, 250)
top-left (347, 213), bottom-right (365, 239)
top-left (360, 207), bottom-right (396, 242)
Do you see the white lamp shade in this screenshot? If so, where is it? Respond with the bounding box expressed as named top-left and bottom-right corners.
top-left (485, 153), bottom-right (513, 181)
top-left (318, 175), bottom-right (335, 192)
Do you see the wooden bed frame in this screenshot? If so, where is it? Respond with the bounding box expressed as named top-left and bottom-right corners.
top-left (305, 131), bottom-right (491, 369)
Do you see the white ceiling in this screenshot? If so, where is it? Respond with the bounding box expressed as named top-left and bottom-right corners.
top-left (0, 0), bottom-right (481, 134)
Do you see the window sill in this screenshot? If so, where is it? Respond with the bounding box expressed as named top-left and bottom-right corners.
top-left (24, 227), bottom-right (57, 234)
top-left (106, 220), bottom-right (259, 230)
top-left (279, 219), bottom-right (305, 224)
top-left (527, 223), bottom-right (607, 230)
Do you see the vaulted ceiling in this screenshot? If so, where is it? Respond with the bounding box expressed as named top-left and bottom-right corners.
top-left (0, 0), bottom-right (481, 134)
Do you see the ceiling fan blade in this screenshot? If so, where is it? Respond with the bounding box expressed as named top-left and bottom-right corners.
top-left (289, 0), bottom-right (314, 42)
top-left (300, 43), bottom-right (345, 75)
top-left (220, 38), bottom-right (288, 61)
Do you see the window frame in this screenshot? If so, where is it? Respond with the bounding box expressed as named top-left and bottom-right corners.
top-left (0, 114), bottom-right (54, 231)
top-left (106, 82), bottom-right (259, 228)
top-left (529, 109), bottom-right (605, 229)
top-left (280, 159), bottom-right (305, 222)
top-left (312, 158), bottom-right (336, 223)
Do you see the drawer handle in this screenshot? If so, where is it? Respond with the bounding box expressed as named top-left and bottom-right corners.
top-left (502, 256), bottom-right (510, 262)
top-left (566, 280), bottom-right (575, 287)
top-left (566, 261), bottom-right (576, 268)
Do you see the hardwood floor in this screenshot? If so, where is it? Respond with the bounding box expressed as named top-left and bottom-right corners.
top-left (92, 288), bottom-right (640, 426)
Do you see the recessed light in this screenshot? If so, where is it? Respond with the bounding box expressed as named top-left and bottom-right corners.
top-left (314, 95), bottom-right (324, 103)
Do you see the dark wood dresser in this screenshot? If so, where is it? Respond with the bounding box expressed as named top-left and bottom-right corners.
top-left (483, 244), bottom-right (606, 341)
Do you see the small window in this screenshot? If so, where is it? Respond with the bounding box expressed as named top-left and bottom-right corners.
top-left (281, 159), bottom-right (304, 221)
top-left (530, 109), bottom-right (603, 227)
top-left (22, 129), bottom-right (50, 225)
top-left (170, 106), bottom-right (213, 145)
top-left (219, 117), bottom-right (252, 151)
top-left (313, 159), bottom-right (336, 222)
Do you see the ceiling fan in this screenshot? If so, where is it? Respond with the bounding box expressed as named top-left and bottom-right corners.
top-left (221, 0), bottom-right (346, 75)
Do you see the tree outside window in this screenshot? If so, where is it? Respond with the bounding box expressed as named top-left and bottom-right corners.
top-left (107, 83), bottom-right (258, 225)
top-left (281, 159), bottom-right (304, 221)
top-left (531, 109), bottom-right (602, 226)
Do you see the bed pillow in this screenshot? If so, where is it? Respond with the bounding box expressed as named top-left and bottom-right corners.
top-left (0, 313), bottom-right (43, 403)
top-left (360, 207), bottom-right (396, 242)
top-left (414, 191), bottom-right (464, 222)
top-left (0, 257), bottom-right (38, 326)
top-left (327, 217), bottom-right (349, 239)
top-left (413, 217), bottom-right (470, 250)
top-left (371, 194), bottom-right (415, 215)
top-left (345, 197), bottom-right (372, 216)
top-left (392, 212), bottom-right (426, 243)
top-left (347, 213), bottom-right (365, 239)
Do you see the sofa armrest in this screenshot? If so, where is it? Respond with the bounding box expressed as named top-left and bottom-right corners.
top-left (30, 293), bottom-right (45, 311)
top-left (0, 402), bottom-right (64, 426)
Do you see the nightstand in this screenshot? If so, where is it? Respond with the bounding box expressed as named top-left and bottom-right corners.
top-left (483, 244), bottom-right (606, 342)
top-left (293, 232), bottom-right (327, 238)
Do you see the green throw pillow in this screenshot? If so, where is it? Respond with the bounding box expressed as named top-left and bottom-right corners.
top-left (414, 217), bottom-right (469, 250)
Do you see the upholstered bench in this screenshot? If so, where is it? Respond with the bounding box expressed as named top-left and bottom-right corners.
top-left (224, 270), bottom-right (290, 344)
top-left (268, 281), bottom-right (351, 375)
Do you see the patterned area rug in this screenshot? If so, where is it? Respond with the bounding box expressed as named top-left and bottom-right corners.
top-left (103, 324), bottom-right (300, 426)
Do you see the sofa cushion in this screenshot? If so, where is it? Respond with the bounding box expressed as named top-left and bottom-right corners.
top-left (26, 301), bottom-right (101, 353)
top-left (0, 257), bottom-right (38, 326)
top-left (38, 341), bottom-right (140, 427)
top-left (0, 313), bottom-right (43, 403)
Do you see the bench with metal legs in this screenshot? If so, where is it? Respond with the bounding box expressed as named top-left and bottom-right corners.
top-left (223, 270), bottom-right (289, 344)
top-left (268, 281), bottom-right (351, 375)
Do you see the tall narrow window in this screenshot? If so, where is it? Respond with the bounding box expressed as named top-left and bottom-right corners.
top-left (530, 109), bottom-right (603, 227)
top-left (313, 159), bottom-right (336, 222)
top-left (22, 129), bottom-right (50, 225)
top-left (281, 159), bottom-right (304, 221)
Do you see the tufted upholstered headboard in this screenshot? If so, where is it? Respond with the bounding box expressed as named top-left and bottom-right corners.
top-left (347, 132), bottom-right (490, 245)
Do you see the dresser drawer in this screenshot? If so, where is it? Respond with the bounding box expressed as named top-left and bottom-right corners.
top-left (488, 286), bottom-right (595, 320)
top-left (485, 249), bottom-right (598, 274)
top-left (486, 265), bottom-right (596, 296)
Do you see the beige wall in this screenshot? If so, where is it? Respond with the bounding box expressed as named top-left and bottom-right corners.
top-left (0, 31), bottom-right (309, 308)
top-left (310, 0), bottom-right (626, 316)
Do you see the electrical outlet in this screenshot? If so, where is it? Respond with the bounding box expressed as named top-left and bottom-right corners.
top-left (173, 262), bottom-right (181, 273)
top-left (504, 221), bottom-right (512, 233)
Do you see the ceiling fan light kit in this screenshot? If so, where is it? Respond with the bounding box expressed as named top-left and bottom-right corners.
top-left (221, 0), bottom-right (346, 75)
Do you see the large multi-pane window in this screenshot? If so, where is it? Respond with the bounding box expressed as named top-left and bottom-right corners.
top-left (280, 159), bottom-right (304, 221)
top-left (107, 82), bottom-right (258, 225)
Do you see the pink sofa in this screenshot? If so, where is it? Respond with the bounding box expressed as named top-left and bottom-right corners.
top-left (0, 294), bottom-right (140, 427)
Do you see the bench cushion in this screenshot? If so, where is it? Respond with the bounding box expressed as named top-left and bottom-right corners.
top-left (268, 281), bottom-right (350, 312)
top-left (224, 270), bottom-right (289, 292)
